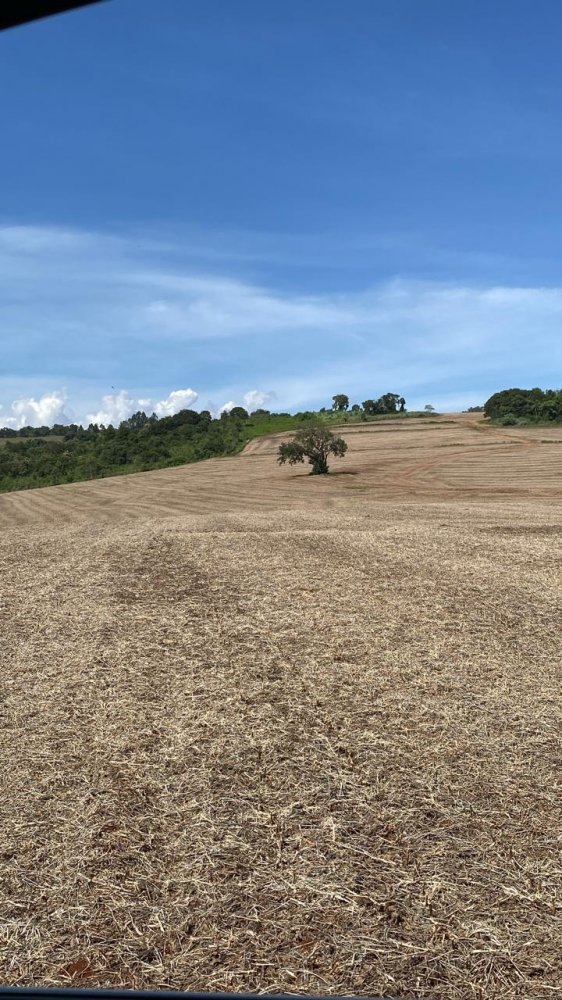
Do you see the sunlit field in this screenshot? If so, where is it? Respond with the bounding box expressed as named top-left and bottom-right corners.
top-left (0, 413), bottom-right (560, 1000)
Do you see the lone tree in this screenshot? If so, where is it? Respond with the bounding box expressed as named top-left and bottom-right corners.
top-left (332, 393), bottom-right (349, 411)
top-left (424, 403), bottom-right (435, 413)
top-left (277, 425), bottom-right (348, 475)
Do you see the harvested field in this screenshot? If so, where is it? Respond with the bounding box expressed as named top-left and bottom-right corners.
top-left (0, 413), bottom-right (561, 1000)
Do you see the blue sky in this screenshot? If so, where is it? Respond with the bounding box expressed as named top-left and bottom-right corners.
top-left (1, 0), bottom-right (562, 426)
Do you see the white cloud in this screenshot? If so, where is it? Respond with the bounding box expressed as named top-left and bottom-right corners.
top-left (218, 400), bottom-right (236, 415)
top-left (139, 278), bottom-right (360, 339)
top-left (0, 225), bottom-right (102, 254)
top-left (85, 387), bottom-right (200, 426)
top-left (86, 390), bottom-right (137, 427)
top-left (0, 390), bottom-right (71, 429)
top-left (153, 387), bottom-right (198, 417)
top-left (243, 389), bottom-right (275, 410)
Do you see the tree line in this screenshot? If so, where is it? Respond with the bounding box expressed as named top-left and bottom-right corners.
top-left (328, 392), bottom-right (406, 414)
top-left (484, 387), bottom-right (562, 424)
top-left (0, 407), bottom-right (250, 492)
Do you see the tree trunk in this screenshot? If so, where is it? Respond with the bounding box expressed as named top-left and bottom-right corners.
top-left (310, 449), bottom-right (329, 474)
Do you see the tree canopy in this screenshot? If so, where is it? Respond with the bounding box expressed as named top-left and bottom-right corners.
top-left (484, 388), bottom-right (562, 423)
top-left (332, 394), bottom-right (349, 411)
top-left (362, 393), bottom-right (406, 415)
top-left (277, 425), bottom-right (348, 475)
top-left (0, 407), bottom-right (251, 493)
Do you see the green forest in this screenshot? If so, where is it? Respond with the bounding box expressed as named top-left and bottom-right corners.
top-left (483, 387), bottom-right (562, 424)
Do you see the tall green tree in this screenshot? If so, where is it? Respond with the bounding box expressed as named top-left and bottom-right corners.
top-left (379, 392), bottom-right (401, 413)
top-left (332, 393), bottom-right (349, 411)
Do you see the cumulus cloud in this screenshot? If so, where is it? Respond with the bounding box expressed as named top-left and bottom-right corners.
top-left (0, 390), bottom-right (71, 429)
top-left (153, 388), bottom-right (198, 417)
top-left (243, 389), bottom-right (275, 410)
top-left (86, 390), bottom-right (137, 427)
top-left (85, 387), bottom-right (200, 426)
top-left (218, 400), bottom-right (236, 415)
top-left (0, 384), bottom-right (207, 429)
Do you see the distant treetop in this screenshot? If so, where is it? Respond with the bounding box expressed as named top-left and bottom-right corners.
top-left (332, 394), bottom-right (349, 411)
